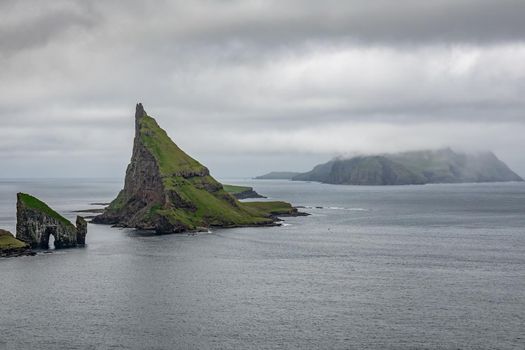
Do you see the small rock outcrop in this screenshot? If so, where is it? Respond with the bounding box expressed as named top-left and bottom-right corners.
top-left (16, 193), bottom-right (87, 249)
top-left (93, 103), bottom-right (302, 233)
top-left (0, 229), bottom-right (32, 257)
top-left (223, 184), bottom-right (266, 199)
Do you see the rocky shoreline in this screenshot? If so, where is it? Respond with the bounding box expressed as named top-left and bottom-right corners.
top-left (0, 246), bottom-right (36, 258)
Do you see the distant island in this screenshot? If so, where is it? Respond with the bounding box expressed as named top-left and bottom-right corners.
top-left (255, 171), bottom-right (301, 180)
top-left (258, 149), bottom-right (523, 186)
top-left (93, 104), bottom-right (304, 234)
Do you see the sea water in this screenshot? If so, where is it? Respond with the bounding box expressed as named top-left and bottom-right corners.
top-left (0, 178), bottom-right (524, 349)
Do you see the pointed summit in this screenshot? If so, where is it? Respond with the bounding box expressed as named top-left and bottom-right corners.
top-left (135, 103), bottom-right (147, 133)
top-left (93, 104), bottom-right (300, 233)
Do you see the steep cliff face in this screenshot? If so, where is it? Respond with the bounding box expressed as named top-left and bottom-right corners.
top-left (76, 216), bottom-right (87, 245)
top-left (293, 149), bottom-right (523, 185)
top-left (16, 193), bottom-right (87, 249)
top-left (92, 106), bottom-right (166, 228)
top-left (93, 103), bottom-right (282, 233)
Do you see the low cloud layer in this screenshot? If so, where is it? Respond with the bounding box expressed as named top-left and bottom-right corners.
top-left (1, 0), bottom-right (525, 178)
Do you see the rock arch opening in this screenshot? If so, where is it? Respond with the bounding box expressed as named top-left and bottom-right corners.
top-left (41, 226), bottom-right (57, 249)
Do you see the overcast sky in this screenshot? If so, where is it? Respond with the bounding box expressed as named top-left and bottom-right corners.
top-left (2, 0), bottom-right (525, 179)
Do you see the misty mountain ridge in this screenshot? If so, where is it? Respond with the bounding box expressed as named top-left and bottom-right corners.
top-left (273, 148), bottom-right (523, 185)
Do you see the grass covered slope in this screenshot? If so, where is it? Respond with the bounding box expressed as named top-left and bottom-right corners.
top-left (96, 104), bottom-right (298, 233)
top-left (0, 229), bottom-right (27, 250)
top-left (222, 184), bottom-right (252, 194)
top-left (17, 193), bottom-right (75, 228)
top-left (223, 184), bottom-right (265, 199)
top-left (140, 114), bottom-right (273, 229)
top-left (139, 115), bottom-right (208, 177)
top-left (241, 201), bottom-right (300, 216)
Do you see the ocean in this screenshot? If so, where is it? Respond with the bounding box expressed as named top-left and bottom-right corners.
top-left (0, 178), bottom-right (524, 349)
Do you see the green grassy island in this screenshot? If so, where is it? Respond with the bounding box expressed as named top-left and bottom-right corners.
top-left (93, 103), bottom-right (304, 233)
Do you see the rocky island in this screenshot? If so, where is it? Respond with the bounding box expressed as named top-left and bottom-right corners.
top-left (291, 149), bottom-right (523, 185)
top-left (16, 193), bottom-right (87, 249)
top-left (93, 103), bottom-right (303, 233)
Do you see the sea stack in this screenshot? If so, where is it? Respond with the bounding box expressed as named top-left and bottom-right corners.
top-left (93, 103), bottom-right (295, 233)
top-left (16, 193), bottom-right (87, 249)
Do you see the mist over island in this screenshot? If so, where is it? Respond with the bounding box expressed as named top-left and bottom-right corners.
top-left (258, 148), bottom-right (523, 185)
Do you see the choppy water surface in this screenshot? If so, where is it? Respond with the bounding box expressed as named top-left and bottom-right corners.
top-left (0, 178), bottom-right (524, 349)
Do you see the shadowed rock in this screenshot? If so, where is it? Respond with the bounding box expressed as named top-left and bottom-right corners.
top-left (76, 216), bottom-right (87, 245)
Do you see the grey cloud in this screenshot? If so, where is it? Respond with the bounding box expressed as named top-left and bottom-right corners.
top-left (1, 0), bottom-right (525, 178)
top-left (0, 2), bottom-right (99, 55)
top-left (167, 0), bottom-right (525, 46)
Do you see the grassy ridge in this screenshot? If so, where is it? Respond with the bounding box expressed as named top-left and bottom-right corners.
top-left (0, 230), bottom-right (27, 249)
top-left (18, 193), bottom-right (74, 228)
top-left (222, 184), bottom-right (252, 194)
top-left (241, 201), bottom-right (297, 216)
top-left (140, 116), bottom-right (207, 176)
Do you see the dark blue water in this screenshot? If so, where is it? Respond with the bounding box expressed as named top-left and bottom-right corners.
top-left (0, 179), bottom-right (524, 349)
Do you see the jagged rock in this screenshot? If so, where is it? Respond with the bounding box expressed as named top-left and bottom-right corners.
top-left (76, 216), bottom-right (87, 245)
top-left (16, 193), bottom-right (88, 249)
top-left (93, 103), bottom-right (302, 233)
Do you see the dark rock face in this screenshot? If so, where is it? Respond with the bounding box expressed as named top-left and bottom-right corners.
top-left (293, 149), bottom-right (523, 185)
top-left (93, 104), bottom-right (168, 229)
top-left (76, 216), bottom-right (87, 245)
top-left (16, 193), bottom-right (87, 249)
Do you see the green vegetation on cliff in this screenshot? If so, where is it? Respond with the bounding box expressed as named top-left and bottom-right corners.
top-left (18, 193), bottom-right (75, 228)
top-left (141, 115), bottom-right (273, 229)
top-left (95, 104), bottom-right (301, 233)
top-left (222, 184), bottom-right (251, 194)
top-left (140, 115), bottom-right (207, 176)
